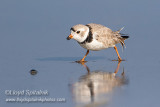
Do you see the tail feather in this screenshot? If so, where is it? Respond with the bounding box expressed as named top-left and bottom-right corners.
top-left (116, 27), bottom-right (129, 49)
top-left (119, 39), bottom-right (126, 49)
top-left (121, 35), bottom-right (129, 39)
top-left (115, 27), bottom-right (129, 49)
top-left (116, 27), bottom-right (124, 33)
top-left (119, 36), bottom-right (129, 49)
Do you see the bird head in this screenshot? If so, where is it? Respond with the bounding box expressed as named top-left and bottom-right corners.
top-left (67, 24), bottom-right (89, 43)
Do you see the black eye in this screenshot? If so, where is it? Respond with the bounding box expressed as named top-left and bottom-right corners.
top-left (76, 31), bottom-right (80, 34)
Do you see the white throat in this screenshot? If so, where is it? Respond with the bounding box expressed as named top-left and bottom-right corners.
top-left (72, 28), bottom-right (89, 43)
top-left (80, 28), bottom-right (89, 42)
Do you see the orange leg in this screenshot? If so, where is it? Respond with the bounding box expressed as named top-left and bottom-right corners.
top-left (114, 61), bottom-right (121, 74)
top-left (80, 50), bottom-right (89, 62)
top-left (81, 63), bottom-right (90, 74)
top-left (114, 46), bottom-right (122, 61)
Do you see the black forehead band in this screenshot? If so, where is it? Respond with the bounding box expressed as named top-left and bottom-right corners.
top-left (70, 27), bottom-right (76, 32)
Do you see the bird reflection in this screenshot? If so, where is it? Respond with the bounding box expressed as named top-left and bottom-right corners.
top-left (71, 62), bottom-right (127, 107)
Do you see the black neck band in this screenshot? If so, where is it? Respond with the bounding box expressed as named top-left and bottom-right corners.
top-left (79, 24), bottom-right (93, 44)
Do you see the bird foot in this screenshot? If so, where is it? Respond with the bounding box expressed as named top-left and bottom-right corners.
top-left (112, 58), bottom-right (125, 62)
top-left (75, 59), bottom-right (87, 64)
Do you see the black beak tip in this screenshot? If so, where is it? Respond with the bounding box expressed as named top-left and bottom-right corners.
top-left (66, 36), bottom-right (71, 40)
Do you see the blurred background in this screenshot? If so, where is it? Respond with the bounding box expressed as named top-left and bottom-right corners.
top-left (0, 0), bottom-right (160, 107)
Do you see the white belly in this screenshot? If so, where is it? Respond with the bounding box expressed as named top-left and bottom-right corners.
top-left (79, 39), bottom-right (109, 51)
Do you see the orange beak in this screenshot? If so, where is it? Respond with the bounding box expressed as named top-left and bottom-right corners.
top-left (67, 34), bottom-right (73, 40)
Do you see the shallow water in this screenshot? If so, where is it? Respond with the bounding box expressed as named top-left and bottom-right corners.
top-left (0, 0), bottom-right (160, 107)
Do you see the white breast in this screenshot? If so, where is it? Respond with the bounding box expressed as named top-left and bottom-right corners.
top-left (79, 39), bottom-right (107, 51)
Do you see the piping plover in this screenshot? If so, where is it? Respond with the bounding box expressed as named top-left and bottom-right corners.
top-left (67, 23), bottom-right (129, 62)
